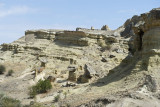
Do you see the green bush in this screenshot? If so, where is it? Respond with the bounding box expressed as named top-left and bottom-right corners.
top-left (0, 94), bottom-right (21, 107)
top-left (7, 70), bottom-right (14, 76)
top-left (0, 65), bottom-right (6, 74)
top-left (29, 79), bottom-right (52, 98)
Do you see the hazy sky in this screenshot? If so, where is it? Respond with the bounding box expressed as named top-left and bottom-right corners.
top-left (0, 0), bottom-right (159, 44)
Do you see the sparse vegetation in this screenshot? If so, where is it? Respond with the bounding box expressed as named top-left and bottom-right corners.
top-left (98, 40), bottom-right (106, 48)
top-left (7, 70), bottom-right (14, 76)
top-left (0, 94), bottom-right (21, 107)
top-left (66, 103), bottom-right (71, 107)
top-left (30, 102), bottom-right (46, 107)
top-left (0, 65), bottom-right (6, 74)
top-left (29, 79), bottom-right (52, 98)
top-left (54, 94), bottom-right (60, 102)
top-left (63, 91), bottom-right (67, 98)
top-left (98, 40), bottom-right (112, 52)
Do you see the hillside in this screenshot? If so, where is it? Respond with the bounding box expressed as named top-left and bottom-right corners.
top-left (0, 8), bottom-right (160, 107)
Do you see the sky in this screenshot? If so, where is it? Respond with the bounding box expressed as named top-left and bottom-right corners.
top-left (0, 0), bottom-right (159, 44)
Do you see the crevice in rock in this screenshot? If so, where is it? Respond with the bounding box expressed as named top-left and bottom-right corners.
top-left (138, 30), bottom-right (144, 51)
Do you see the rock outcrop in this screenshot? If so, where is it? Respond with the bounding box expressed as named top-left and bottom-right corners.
top-left (1, 8), bottom-right (160, 107)
top-left (132, 8), bottom-right (160, 70)
top-left (75, 8), bottom-right (160, 107)
top-left (101, 25), bottom-right (111, 31)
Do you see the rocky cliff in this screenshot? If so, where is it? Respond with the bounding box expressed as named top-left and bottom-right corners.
top-left (0, 8), bottom-right (160, 107)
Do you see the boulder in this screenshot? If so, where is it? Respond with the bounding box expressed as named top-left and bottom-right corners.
top-left (84, 64), bottom-right (96, 78)
top-left (109, 55), bottom-right (116, 58)
top-left (62, 82), bottom-right (77, 87)
top-left (39, 57), bottom-right (48, 67)
top-left (101, 56), bottom-right (107, 62)
top-left (47, 76), bottom-right (56, 82)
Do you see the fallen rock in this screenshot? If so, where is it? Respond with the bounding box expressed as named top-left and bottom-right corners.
top-left (84, 64), bottom-right (97, 78)
top-left (109, 55), bottom-right (116, 58)
top-left (101, 56), bottom-right (107, 62)
top-left (47, 76), bottom-right (56, 82)
top-left (62, 81), bottom-right (77, 87)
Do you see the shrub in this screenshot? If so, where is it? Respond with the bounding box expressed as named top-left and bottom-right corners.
top-left (7, 70), bottom-right (14, 76)
top-left (30, 103), bottom-right (45, 107)
top-left (29, 86), bottom-right (37, 98)
top-left (0, 94), bottom-right (21, 107)
top-left (54, 95), bottom-right (60, 102)
top-left (98, 40), bottom-right (112, 52)
top-left (0, 65), bottom-right (6, 74)
top-left (29, 79), bottom-right (52, 98)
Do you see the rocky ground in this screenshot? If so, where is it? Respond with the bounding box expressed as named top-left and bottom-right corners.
top-left (0, 8), bottom-right (160, 107)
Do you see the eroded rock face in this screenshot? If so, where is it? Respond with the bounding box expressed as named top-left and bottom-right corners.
top-left (132, 9), bottom-right (160, 68)
top-left (55, 31), bottom-right (89, 46)
top-left (121, 15), bottom-right (142, 38)
top-left (0, 8), bottom-right (132, 106)
top-left (126, 8), bottom-right (160, 92)
top-left (25, 29), bottom-right (62, 42)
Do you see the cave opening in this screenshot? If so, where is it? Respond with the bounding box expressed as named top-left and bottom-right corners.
top-left (138, 30), bottom-right (144, 51)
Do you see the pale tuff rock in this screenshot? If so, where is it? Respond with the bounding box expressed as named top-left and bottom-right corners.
top-left (84, 64), bottom-right (97, 78)
top-left (55, 31), bottom-right (89, 46)
top-left (132, 9), bottom-right (160, 72)
top-left (120, 8), bottom-right (160, 94)
top-left (121, 15), bottom-right (142, 38)
top-left (47, 76), bottom-right (56, 82)
top-left (1, 8), bottom-right (160, 107)
top-left (91, 26), bottom-right (94, 30)
top-left (76, 8), bottom-right (160, 107)
top-left (101, 25), bottom-right (111, 31)
top-left (67, 65), bottom-right (77, 81)
top-left (25, 29), bottom-right (64, 42)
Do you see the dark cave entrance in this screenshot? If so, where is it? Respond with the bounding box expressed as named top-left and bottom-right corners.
top-left (138, 30), bottom-right (144, 51)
